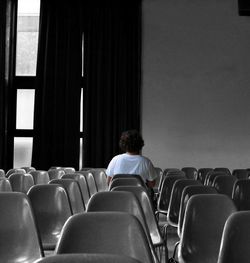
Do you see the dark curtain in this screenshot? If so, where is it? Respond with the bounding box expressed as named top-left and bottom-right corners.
top-left (0, 0), bottom-right (16, 170)
top-left (83, 0), bottom-right (142, 168)
top-left (32, 0), bottom-right (82, 170)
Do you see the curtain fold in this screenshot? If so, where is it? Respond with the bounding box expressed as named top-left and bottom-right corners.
top-left (82, 0), bottom-right (142, 168)
top-left (32, 0), bottom-right (82, 170)
top-left (0, 0), bottom-right (17, 170)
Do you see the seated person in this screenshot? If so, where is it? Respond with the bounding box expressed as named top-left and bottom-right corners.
top-left (106, 130), bottom-right (157, 189)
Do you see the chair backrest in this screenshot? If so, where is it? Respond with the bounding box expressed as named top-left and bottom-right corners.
top-left (232, 169), bottom-right (249, 180)
top-left (63, 167), bottom-right (76, 174)
top-left (212, 175), bottom-right (237, 197)
top-left (29, 170), bottom-right (50, 184)
top-left (77, 171), bottom-right (97, 197)
top-left (9, 173), bottom-right (34, 193)
top-left (0, 169), bottom-right (5, 177)
top-left (205, 171), bottom-right (226, 186)
top-left (56, 212), bottom-right (154, 263)
top-left (89, 169), bottom-right (108, 192)
top-left (167, 179), bottom-right (201, 227)
top-left (197, 168), bottom-right (213, 184)
top-left (181, 167), bottom-right (198, 180)
top-left (159, 168), bottom-right (180, 191)
top-left (48, 169), bottom-right (65, 180)
top-left (28, 184), bottom-right (72, 250)
top-left (62, 173), bottom-right (90, 207)
top-left (6, 168), bottom-right (26, 177)
top-left (86, 191), bottom-right (160, 262)
top-left (232, 179), bottom-right (250, 210)
top-left (153, 167), bottom-right (162, 193)
top-left (111, 185), bottom-right (163, 246)
top-left (34, 253), bottom-right (142, 263)
top-left (21, 166), bottom-right (36, 173)
top-left (0, 192), bottom-right (43, 262)
top-left (157, 174), bottom-right (186, 214)
top-left (218, 211), bottom-right (250, 263)
top-left (178, 185), bottom-right (218, 237)
top-left (109, 177), bottom-right (144, 190)
top-left (178, 194), bottom-right (236, 263)
top-left (0, 178), bottom-right (12, 192)
top-left (214, 167), bottom-right (231, 175)
top-left (112, 173), bottom-right (145, 184)
top-left (49, 179), bottom-right (85, 213)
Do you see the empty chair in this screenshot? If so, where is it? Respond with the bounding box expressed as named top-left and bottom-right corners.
top-left (9, 173), bottom-right (34, 193)
top-left (62, 173), bottom-right (90, 207)
top-left (214, 167), bottom-right (231, 175)
top-left (181, 167), bottom-right (197, 180)
top-left (21, 166), bottom-right (36, 173)
top-left (29, 170), bottom-right (50, 185)
top-left (178, 185), bottom-right (218, 238)
top-left (6, 168), bottom-right (25, 177)
top-left (34, 253), bottom-right (142, 263)
top-left (178, 194), bottom-right (236, 263)
top-left (56, 212), bottom-right (155, 263)
top-left (197, 168), bottom-right (213, 184)
top-left (157, 174), bottom-right (186, 216)
top-left (28, 184), bottom-right (72, 250)
top-left (218, 211), bottom-right (250, 263)
top-left (77, 171), bottom-right (97, 197)
top-left (109, 177), bottom-right (144, 190)
top-left (49, 179), bottom-right (85, 213)
top-left (232, 179), bottom-right (250, 210)
top-left (158, 168), bottom-right (180, 192)
top-left (86, 191), bottom-right (161, 262)
top-left (0, 178), bottom-right (12, 192)
top-left (205, 171), bottom-right (226, 186)
top-left (167, 179), bottom-right (201, 228)
top-left (0, 169), bottom-right (5, 177)
top-left (0, 192), bottom-right (43, 262)
top-left (153, 167), bottom-right (163, 193)
top-left (112, 173), bottom-right (145, 186)
top-left (80, 167), bottom-right (92, 171)
top-left (89, 169), bottom-right (108, 191)
top-left (63, 167), bottom-right (76, 174)
top-left (48, 169), bottom-right (65, 180)
top-left (232, 169), bottom-right (249, 180)
top-left (212, 175), bottom-right (237, 197)
top-left (111, 186), bottom-right (165, 248)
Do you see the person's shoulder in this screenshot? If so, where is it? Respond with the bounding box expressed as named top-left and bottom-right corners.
top-left (139, 155), bottom-right (152, 163)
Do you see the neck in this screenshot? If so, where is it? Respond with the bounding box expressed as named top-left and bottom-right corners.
top-left (126, 152), bottom-right (139, 155)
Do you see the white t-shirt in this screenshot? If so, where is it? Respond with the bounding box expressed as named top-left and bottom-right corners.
top-left (106, 153), bottom-right (157, 183)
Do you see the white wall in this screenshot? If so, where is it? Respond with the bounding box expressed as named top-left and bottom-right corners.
top-left (142, 0), bottom-right (250, 170)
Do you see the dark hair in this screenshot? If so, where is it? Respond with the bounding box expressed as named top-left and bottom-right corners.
top-left (119, 130), bottom-right (144, 153)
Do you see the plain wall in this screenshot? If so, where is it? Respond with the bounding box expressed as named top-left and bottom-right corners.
top-left (142, 0), bottom-right (250, 170)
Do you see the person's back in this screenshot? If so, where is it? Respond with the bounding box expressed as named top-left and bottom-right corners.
top-left (106, 130), bottom-right (157, 188)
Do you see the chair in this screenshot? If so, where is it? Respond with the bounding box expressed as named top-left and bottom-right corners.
top-left (77, 171), bottom-right (97, 197)
top-left (86, 191), bottom-right (161, 262)
top-left (109, 177), bottom-right (144, 190)
top-left (178, 185), bottom-right (218, 238)
top-left (49, 179), bottom-right (85, 213)
top-left (178, 194), bottom-right (236, 263)
top-left (197, 168), bottom-right (213, 184)
top-left (55, 212), bottom-right (155, 263)
top-left (212, 175), bottom-right (237, 197)
top-left (217, 211), bottom-right (250, 263)
top-left (214, 167), bottom-right (231, 175)
top-left (0, 178), bottom-right (12, 191)
top-left (0, 169), bottom-right (5, 177)
top-left (21, 166), bottom-right (36, 173)
top-left (29, 170), bottom-right (50, 184)
top-left (205, 171), bottom-right (226, 186)
top-left (89, 169), bottom-right (108, 191)
top-left (112, 173), bottom-right (145, 186)
top-left (232, 169), bottom-right (249, 180)
top-left (232, 179), bottom-right (250, 210)
top-left (62, 173), bottom-right (90, 207)
top-left (48, 169), bottom-right (65, 180)
top-left (181, 167), bottom-right (197, 180)
top-left (28, 184), bottom-right (72, 250)
top-left (63, 167), bottom-right (76, 174)
top-left (158, 168), bottom-right (180, 192)
top-left (157, 174), bottom-right (186, 215)
top-left (34, 253), bottom-right (142, 263)
top-left (9, 173), bottom-right (34, 193)
top-left (167, 179), bottom-right (201, 228)
top-left (0, 192), bottom-right (43, 262)
top-left (153, 167), bottom-right (163, 194)
top-left (6, 168), bottom-right (26, 177)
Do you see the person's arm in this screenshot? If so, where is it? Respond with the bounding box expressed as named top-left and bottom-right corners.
top-left (107, 175), bottom-right (112, 185)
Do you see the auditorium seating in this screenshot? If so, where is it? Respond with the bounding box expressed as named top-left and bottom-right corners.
top-left (21, 166), bottom-right (36, 173)
top-left (29, 170), bottom-right (50, 185)
top-left (181, 167), bottom-right (198, 180)
top-left (0, 177), bottom-right (12, 191)
top-left (6, 168), bottom-right (26, 177)
top-left (214, 167), bottom-right (231, 175)
top-left (89, 169), bottom-right (108, 191)
top-left (109, 177), bottom-right (145, 190)
top-left (28, 184), bottom-right (72, 250)
top-left (232, 169), bottom-right (249, 179)
top-left (77, 171), bottom-right (97, 196)
top-left (232, 179), bottom-right (250, 210)
top-left (0, 169), bottom-right (5, 177)
top-left (48, 168), bottom-right (65, 180)
top-left (212, 175), bottom-right (237, 197)
top-left (9, 173), bottom-right (34, 193)
top-left (205, 171), bottom-right (227, 186)
top-left (197, 168), bottom-right (213, 184)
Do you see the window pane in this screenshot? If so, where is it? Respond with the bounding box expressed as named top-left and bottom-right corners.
top-left (14, 137), bottom-right (33, 167)
top-left (16, 89), bottom-right (35, 129)
top-left (16, 0), bottom-right (40, 76)
top-left (79, 138), bottom-right (83, 170)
